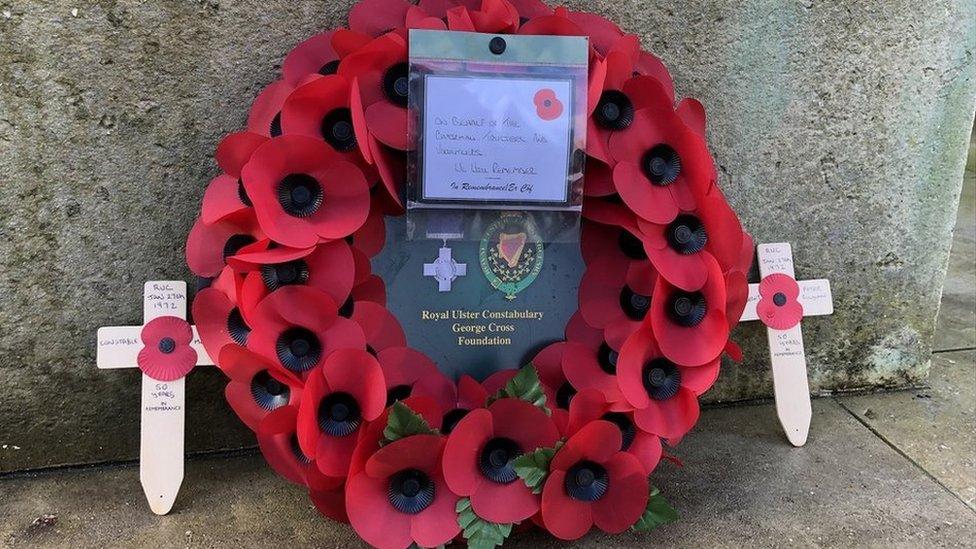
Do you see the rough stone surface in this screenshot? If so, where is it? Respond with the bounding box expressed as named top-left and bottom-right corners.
top-left (2, 399), bottom-right (975, 548)
top-left (1, 1), bottom-right (974, 470)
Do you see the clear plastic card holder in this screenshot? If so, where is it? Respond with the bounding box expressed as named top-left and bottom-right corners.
top-left (406, 30), bottom-right (588, 243)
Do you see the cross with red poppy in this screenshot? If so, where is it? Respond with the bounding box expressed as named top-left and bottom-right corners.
top-left (95, 281), bottom-right (215, 515)
top-left (739, 243), bottom-right (834, 447)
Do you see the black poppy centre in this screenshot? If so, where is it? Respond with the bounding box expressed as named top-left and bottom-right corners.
top-left (666, 214), bottom-right (708, 255)
top-left (601, 412), bottom-right (636, 450)
top-left (440, 408), bottom-right (469, 434)
top-left (277, 173), bottom-right (324, 218)
top-left (642, 358), bottom-right (682, 401)
top-left (318, 391), bottom-right (362, 437)
top-left (556, 381), bottom-right (578, 410)
top-left (617, 230), bottom-right (648, 260)
top-left (594, 90), bottom-right (635, 130)
top-left (158, 337), bottom-right (176, 354)
top-left (261, 260), bottom-right (310, 291)
top-left (388, 469), bottom-right (435, 514)
top-left (642, 143), bottom-right (681, 185)
top-left (251, 370), bottom-right (290, 411)
top-left (597, 342), bottom-right (619, 375)
top-left (619, 285), bottom-right (652, 321)
top-left (383, 62), bottom-right (409, 107)
top-left (222, 234), bottom-right (257, 260)
top-left (386, 384), bottom-right (413, 406)
top-left (226, 307), bottom-right (251, 346)
top-left (667, 290), bottom-right (707, 327)
top-left (478, 437), bottom-right (522, 484)
top-left (320, 108), bottom-right (357, 152)
top-left (275, 326), bottom-right (322, 372)
top-left (564, 460), bottom-right (610, 502)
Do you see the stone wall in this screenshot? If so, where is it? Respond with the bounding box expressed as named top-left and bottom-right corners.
top-left (1, 0), bottom-right (973, 472)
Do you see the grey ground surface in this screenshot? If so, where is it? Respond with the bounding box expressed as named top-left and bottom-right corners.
top-left (1, 0), bottom-right (975, 471)
top-left (0, 142), bottom-right (972, 549)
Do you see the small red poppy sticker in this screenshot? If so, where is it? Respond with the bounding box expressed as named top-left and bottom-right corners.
top-left (137, 316), bottom-right (197, 382)
top-left (756, 273), bottom-right (804, 330)
top-left (534, 88), bottom-right (564, 121)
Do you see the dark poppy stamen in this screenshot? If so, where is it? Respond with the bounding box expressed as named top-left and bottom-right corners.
top-left (642, 358), bottom-right (682, 401)
top-left (478, 437), bottom-right (522, 484)
top-left (382, 62), bottom-right (409, 107)
top-left (601, 412), bottom-right (636, 450)
top-left (556, 381), bottom-right (577, 409)
top-left (338, 296), bottom-right (355, 318)
top-left (222, 234), bottom-right (257, 260)
top-left (318, 59), bottom-right (340, 76)
top-left (317, 391), bottom-right (362, 437)
top-left (667, 291), bottom-right (707, 327)
top-left (619, 285), bottom-right (651, 321)
top-left (642, 144), bottom-right (681, 186)
top-left (594, 90), bottom-right (635, 130)
top-left (617, 230), bottom-right (647, 260)
top-left (250, 370), bottom-right (290, 411)
top-left (260, 260), bottom-right (310, 291)
top-left (564, 461), bottom-right (609, 502)
top-left (388, 469), bottom-right (435, 514)
top-left (666, 214), bottom-right (708, 255)
top-left (275, 327), bottom-right (322, 372)
top-left (226, 307), bottom-right (250, 346)
top-left (291, 434), bottom-right (312, 465)
top-left (320, 107), bottom-right (357, 152)
top-left (386, 384), bottom-right (412, 406)
top-left (597, 342), bottom-right (619, 375)
top-left (277, 173), bottom-right (324, 218)
top-left (158, 337), bottom-right (175, 354)
top-left (269, 111), bottom-right (283, 137)
top-left (237, 177), bottom-right (253, 207)
top-left (773, 292), bottom-right (787, 306)
top-left (441, 408), bottom-right (469, 435)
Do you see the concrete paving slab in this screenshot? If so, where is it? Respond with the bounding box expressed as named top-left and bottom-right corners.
top-left (1, 399), bottom-right (973, 548)
top-left (838, 350), bottom-right (976, 510)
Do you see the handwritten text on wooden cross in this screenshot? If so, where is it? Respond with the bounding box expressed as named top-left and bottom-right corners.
top-left (95, 281), bottom-right (213, 514)
top-left (739, 243), bottom-right (834, 447)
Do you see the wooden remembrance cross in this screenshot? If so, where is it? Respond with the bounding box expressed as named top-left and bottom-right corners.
top-left (95, 281), bottom-right (213, 514)
top-left (739, 243), bottom-right (834, 447)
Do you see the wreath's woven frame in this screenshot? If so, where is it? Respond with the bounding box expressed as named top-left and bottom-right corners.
top-left (185, 1), bottom-right (753, 547)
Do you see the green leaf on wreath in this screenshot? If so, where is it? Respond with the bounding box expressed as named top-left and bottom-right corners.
top-left (512, 441), bottom-right (563, 494)
top-left (490, 363), bottom-right (549, 415)
top-left (381, 401), bottom-right (438, 446)
top-left (631, 486), bottom-right (679, 532)
top-left (456, 497), bottom-right (513, 549)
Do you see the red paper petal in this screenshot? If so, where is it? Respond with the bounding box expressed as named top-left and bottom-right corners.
top-left (411, 474), bottom-right (461, 547)
top-left (216, 131), bottom-right (268, 177)
top-left (202, 175), bottom-right (250, 224)
top-left (632, 386), bottom-right (700, 440)
top-left (246, 80), bottom-right (294, 137)
top-left (352, 301), bottom-right (406, 352)
top-left (442, 408), bottom-right (492, 496)
top-left (591, 452), bottom-right (648, 533)
top-left (347, 471), bottom-right (413, 549)
top-left (551, 420), bottom-right (621, 472)
top-left (489, 398), bottom-right (560, 452)
top-left (349, 0), bottom-right (412, 37)
top-left (613, 162), bottom-right (679, 224)
top-left (562, 341), bottom-right (623, 403)
top-left (365, 100), bottom-right (410, 151)
top-left (256, 406), bottom-right (309, 485)
top-left (283, 30), bottom-right (339, 87)
top-left (541, 470), bottom-right (593, 540)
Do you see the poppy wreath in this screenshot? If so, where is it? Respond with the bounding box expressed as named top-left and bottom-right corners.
top-left (185, 1), bottom-right (754, 547)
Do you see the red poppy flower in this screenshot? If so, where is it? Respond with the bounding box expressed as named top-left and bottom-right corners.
top-left (349, 199), bottom-right (388, 258)
top-left (246, 285), bottom-right (366, 376)
top-left (443, 398), bottom-right (560, 523)
top-left (246, 80), bottom-right (295, 138)
top-left (219, 344), bottom-right (304, 432)
top-left (540, 420), bottom-right (648, 540)
top-left (349, 0), bottom-right (412, 37)
top-left (137, 316), bottom-right (197, 382)
top-left (229, 239), bottom-right (356, 315)
top-left (349, 395), bottom-right (443, 479)
top-left (609, 83), bottom-right (713, 224)
top-left (257, 406), bottom-right (320, 486)
top-left (280, 75), bottom-right (368, 166)
top-left (518, 7), bottom-right (585, 37)
top-left (339, 33), bottom-right (411, 151)
top-left (649, 251), bottom-right (729, 367)
top-left (347, 434), bottom-right (459, 549)
top-left (634, 191), bottom-right (744, 292)
top-left (566, 388), bottom-right (662, 475)
top-left (296, 348), bottom-right (387, 477)
top-left (531, 342), bottom-right (576, 412)
top-left (283, 30), bottom-right (341, 86)
top-left (617, 324), bottom-right (719, 441)
top-left (757, 273), bottom-right (804, 330)
top-left (185, 214), bottom-right (264, 278)
top-left (564, 311), bottom-right (605, 349)
top-left (567, 10), bottom-right (623, 57)
top-left (578, 254), bottom-right (655, 346)
top-left (349, 300), bottom-right (406, 353)
top-left (202, 132), bottom-right (267, 224)
top-left (480, 369), bottom-right (518, 395)
top-left (534, 88), bottom-right (564, 121)
top-left (192, 268), bottom-right (249, 362)
top-left (376, 347), bottom-right (455, 412)
top-left (241, 135), bottom-right (370, 248)
top-left (439, 375), bottom-right (489, 434)
top-left (561, 340), bottom-right (626, 407)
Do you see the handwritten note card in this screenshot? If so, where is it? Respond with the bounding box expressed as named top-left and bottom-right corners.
top-left (421, 75), bottom-right (573, 204)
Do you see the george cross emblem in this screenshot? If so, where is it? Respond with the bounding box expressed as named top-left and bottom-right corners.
top-left (739, 243), bottom-right (834, 447)
top-left (423, 246), bottom-right (467, 292)
top-left (95, 281), bottom-right (214, 514)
